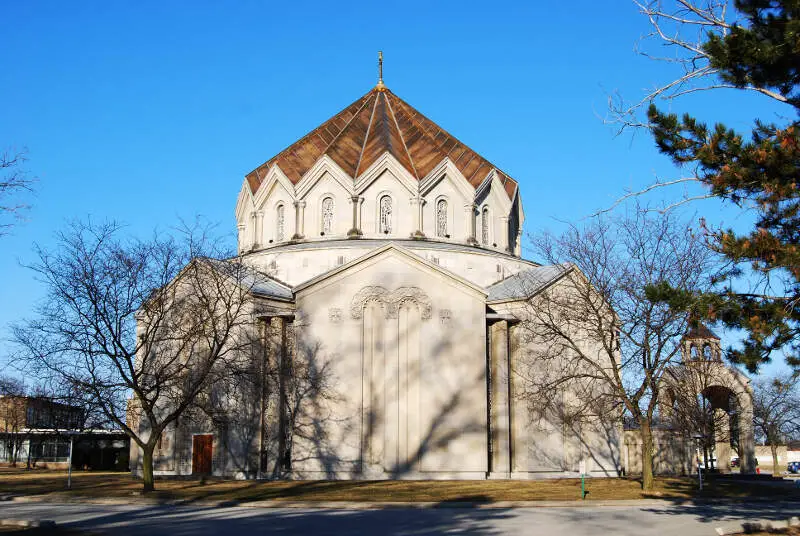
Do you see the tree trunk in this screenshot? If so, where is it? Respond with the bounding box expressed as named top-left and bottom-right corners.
top-left (141, 445), bottom-right (155, 493)
top-left (770, 443), bottom-right (779, 474)
top-left (640, 418), bottom-right (655, 490)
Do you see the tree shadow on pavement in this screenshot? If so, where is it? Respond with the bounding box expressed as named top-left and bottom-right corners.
top-left (53, 500), bottom-right (514, 536)
top-left (637, 498), bottom-right (800, 525)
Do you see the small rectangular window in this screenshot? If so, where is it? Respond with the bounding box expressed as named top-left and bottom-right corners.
top-left (337, 256), bottom-right (345, 266)
top-left (431, 256), bottom-right (440, 265)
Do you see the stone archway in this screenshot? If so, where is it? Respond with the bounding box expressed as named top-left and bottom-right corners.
top-left (661, 325), bottom-right (756, 474)
top-left (701, 384), bottom-right (738, 474)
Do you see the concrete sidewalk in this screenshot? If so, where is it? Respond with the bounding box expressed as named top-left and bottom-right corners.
top-left (3, 499), bottom-right (800, 536)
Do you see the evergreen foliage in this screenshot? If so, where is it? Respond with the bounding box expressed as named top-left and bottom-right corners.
top-left (647, 0), bottom-right (800, 371)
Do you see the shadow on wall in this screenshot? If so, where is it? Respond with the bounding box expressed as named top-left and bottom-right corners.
top-left (171, 286), bottom-right (489, 480)
top-left (521, 387), bottom-right (622, 476)
top-left (288, 306), bottom-right (487, 479)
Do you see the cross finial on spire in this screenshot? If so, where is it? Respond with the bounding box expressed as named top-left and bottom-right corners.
top-left (376, 51), bottom-right (385, 89)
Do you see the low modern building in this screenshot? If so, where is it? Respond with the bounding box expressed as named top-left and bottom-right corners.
top-left (0, 395), bottom-right (128, 470)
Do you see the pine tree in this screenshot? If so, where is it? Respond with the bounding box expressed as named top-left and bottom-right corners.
top-left (646, 0), bottom-right (800, 371)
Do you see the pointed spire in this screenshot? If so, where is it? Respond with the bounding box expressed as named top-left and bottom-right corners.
top-left (376, 51), bottom-right (386, 90)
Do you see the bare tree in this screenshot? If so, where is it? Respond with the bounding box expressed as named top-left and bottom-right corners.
top-left (0, 149), bottom-right (34, 234)
top-left (517, 209), bottom-right (715, 489)
top-left (600, 0), bottom-right (785, 215)
top-left (12, 219), bottom-right (259, 491)
top-left (608, 1), bottom-right (787, 129)
top-left (753, 373), bottom-right (800, 472)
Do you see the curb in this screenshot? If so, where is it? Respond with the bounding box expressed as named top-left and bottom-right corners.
top-left (713, 516), bottom-right (800, 535)
top-left (0, 519), bottom-right (57, 528)
top-left (6, 494), bottom-right (800, 509)
top-left (5, 494), bottom-right (675, 509)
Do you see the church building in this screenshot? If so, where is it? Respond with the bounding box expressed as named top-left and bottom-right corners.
top-left (130, 73), bottom-right (623, 480)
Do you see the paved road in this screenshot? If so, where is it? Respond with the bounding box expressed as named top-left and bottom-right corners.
top-left (2, 501), bottom-right (799, 535)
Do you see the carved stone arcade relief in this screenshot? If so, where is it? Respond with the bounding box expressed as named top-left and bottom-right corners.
top-left (350, 286), bottom-right (433, 321)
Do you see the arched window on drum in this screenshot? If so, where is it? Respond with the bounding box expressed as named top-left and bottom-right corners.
top-left (436, 199), bottom-right (448, 238)
top-left (275, 204), bottom-right (286, 242)
top-left (379, 195), bottom-right (392, 234)
top-left (321, 197), bottom-right (334, 235)
top-left (481, 206), bottom-right (490, 245)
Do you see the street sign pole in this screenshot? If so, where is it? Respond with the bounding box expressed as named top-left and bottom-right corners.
top-left (67, 436), bottom-right (74, 490)
top-left (698, 462), bottom-right (703, 491)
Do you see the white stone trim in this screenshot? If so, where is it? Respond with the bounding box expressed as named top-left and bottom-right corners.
top-left (293, 243), bottom-right (487, 297)
top-left (355, 152), bottom-right (418, 196)
top-left (419, 158), bottom-right (475, 200)
top-left (235, 182), bottom-right (255, 224)
top-left (476, 169), bottom-right (513, 215)
top-left (253, 164), bottom-right (296, 210)
top-left (295, 155), bottom-right (355, 200)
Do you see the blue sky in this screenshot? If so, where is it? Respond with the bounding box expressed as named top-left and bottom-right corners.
top-left (0, 1), bottom-right (791, 375)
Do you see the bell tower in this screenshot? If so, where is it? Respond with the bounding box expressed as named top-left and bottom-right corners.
top-left (681, 322), bottom-right (722, 363)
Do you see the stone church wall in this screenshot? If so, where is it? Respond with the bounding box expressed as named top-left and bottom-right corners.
top-left (493, 290), bottom-right (623, 478)
top-left (246, 242), bottom-right (536, 290)
top-left (291, 250), bottom-right (487, 479)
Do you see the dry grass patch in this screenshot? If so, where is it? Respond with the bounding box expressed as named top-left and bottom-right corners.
top-left (0, 469), bottom-right (796, 503)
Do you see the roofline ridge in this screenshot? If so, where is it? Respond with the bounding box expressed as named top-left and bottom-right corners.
top-left (384, 91), bottom-right (420, 181)
top-left (353, 91), bottom-right (380, 180)
top-left (320, 91), bottom-right (378, 174)
top-left (246, 89), bottom-right (376, 189)
top-left (353, 91), bottom-right (380, 178)
top-left (387, 90), bottom-right (517, 187)
top-left (385, 90), bottom-right (451, 172)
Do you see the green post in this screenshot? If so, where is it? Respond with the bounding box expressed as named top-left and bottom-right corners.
top-left (579, 459), bottom-right (586, 499)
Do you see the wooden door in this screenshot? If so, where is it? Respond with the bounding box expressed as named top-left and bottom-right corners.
top-left (192, 434), bottom-right (213, 475)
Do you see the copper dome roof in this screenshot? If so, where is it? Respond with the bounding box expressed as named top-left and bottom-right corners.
top-left (246, 86), bottom-right (518, 198)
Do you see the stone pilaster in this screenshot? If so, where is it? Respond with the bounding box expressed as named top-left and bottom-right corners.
top-left (254, 210), bottom-right (264, 249)
top-left (249, 211), bottom-right (257, 250)
top-left (713, 407), bottom-right (731, 474)
top-left (464, 203), bottom-right (478, 245)
top-left (410, 197), bottom-right (425, 239)
top-left (291, 201), bottom-right (306, 240)
top-left (489, 319), bottom-right (511, 477)
top-left (499, 216), bottom-right (510, 253)
top-left (348, 195), bottom-right (364, 238)
top-left (739, 395), bottom-right (757, 474)
top-left (237, 223), bottom-right (246, 254)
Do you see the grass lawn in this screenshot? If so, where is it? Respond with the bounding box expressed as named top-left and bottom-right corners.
top-left (2, 468), bottom-right (799, 504)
